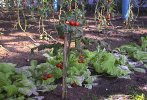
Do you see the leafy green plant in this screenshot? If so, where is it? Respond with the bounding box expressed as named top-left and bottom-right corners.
top-left (43, 50), bottom-right (96, 89)
top-left (141, 36), bottom-right (147, 51)
top-left (133, 93), bottom-right (145, 100)
top-left (84, 47), bottom-right (130, 77)
top-left (118, 37), bottom-right (147, 61)
top-left (116, 37), bottom-right (147, 73)
top-left (118, 43), bottom-right (143, 60)
top-left (19, 60), bottom-right (58, 93)
top-left (0, 63), bottom-right (36, 100)
top-left (67, 52), bottom-right (96, 89)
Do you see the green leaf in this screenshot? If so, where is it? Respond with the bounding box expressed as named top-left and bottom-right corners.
top-left (16, 96), bottom-right (25, 100)
top-left (30, 60), bottom-right (38, 67)
top-left (52, 68), bottom-right (62, 79)
top-left (144, 64), bottom-right (147, 68)
top-left (93, 61), bottom-right (103, 73)
top-left (19, 79), bottom-right (35, 88)
top-left (42, 78), bottom-right (55, 85)
top-left (84, 50), bottom-right (97, 62)
top-left (36, 63), bottom-right (49, 70)
top-left (119, 44), bottom-right (140, 55)
top-left (133, 68), bottom-right (146, 73)
top-left (0, 72), bottom-right (10, 87)
top-left (66, 77), bottom-right (76, 84)
top-left (84, 76), bottom-right (93, 84)
top-left (3, 85), bottom-right (18, 96)
top-left (0, 63), bottom-right (16, 73)
top-left (67, 67), bottom-right (79, 76)
top-left (101, 53), bottom-right (116, 71)
top-left (75, 76), bottom-right (85, 86)
top-left (38, 85), bottom-right (57, 92)
top-left (141, 36), bottom-right (147, 51)
top-left (45, 85), bottom-right (57, 91)
top-left (18, 87), bottom-right (32, 96)
top-left (0, 94), bottom-right (5, 99)
top-left (133, 51), bottom-right (147, 61)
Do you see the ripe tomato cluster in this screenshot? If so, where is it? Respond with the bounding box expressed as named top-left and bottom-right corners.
top-left (56, 62), bottom-right (63, 69)
top-left (42, 73), bottom-right (53, 80)
top-left (66, 20), bottom-right (80, 26)
top-left (97, 13), bottom-right (111, 24)
top-left (78, 54), bottom-right (85, 63)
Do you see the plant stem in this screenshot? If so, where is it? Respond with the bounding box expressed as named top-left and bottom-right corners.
top-left (62, 32), bottom-right (68, 100)
top-left (75, 38), bottom-right (82, 53)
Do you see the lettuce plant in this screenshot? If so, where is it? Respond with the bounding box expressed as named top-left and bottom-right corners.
top-left (43, 50), bottom-right (96, 89)
top-left (19, 60), bottom-right (58, 93)
top-left (0, 63), bottom-right (36, 100)
top-left (84, 48), bottom-right (131, 77)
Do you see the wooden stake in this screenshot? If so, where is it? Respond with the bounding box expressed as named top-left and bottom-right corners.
top-left (62, 32), bottom-right (68, 100)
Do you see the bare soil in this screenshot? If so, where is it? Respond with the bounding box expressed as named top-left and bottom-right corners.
top-left (0, 13), bottom-right (147, 100)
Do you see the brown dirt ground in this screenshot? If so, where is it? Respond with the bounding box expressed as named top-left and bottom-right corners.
top-left (0, 13), bottom-right (147, 100)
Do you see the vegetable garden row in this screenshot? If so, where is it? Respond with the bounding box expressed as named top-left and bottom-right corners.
top-left (0, 0), bottom-right (147, 100)
top-left (0, 36), bottom-right (147, 99)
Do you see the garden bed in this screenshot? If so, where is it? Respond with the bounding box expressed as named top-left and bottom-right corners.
top-left (0, 14), bottom-right (147, 100)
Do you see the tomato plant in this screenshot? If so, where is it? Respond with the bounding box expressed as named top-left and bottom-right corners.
top-left (94, 0), bottom-right (115, 30)
top-left (42, 49), bottom-right (96, 89)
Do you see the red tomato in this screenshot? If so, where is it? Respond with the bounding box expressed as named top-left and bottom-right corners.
top-left (47, 74), bottom-right (53, 78)
top-left (59, 62), bottom-right (63, 69)
top-left (79, 55), bottom-right (84, 59)
top-left (60, 65), bottom-right (63, 69)
top-left (69, 21), bottom-right (75, 26)
top-left (75, 22), bottom-right (80, 26)
top-left (78, 59), bottom-right (84, 63)
top-left (56, 63), bottom-right (62, 68)
top-left (56, 62), bottom-right (63, 69)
